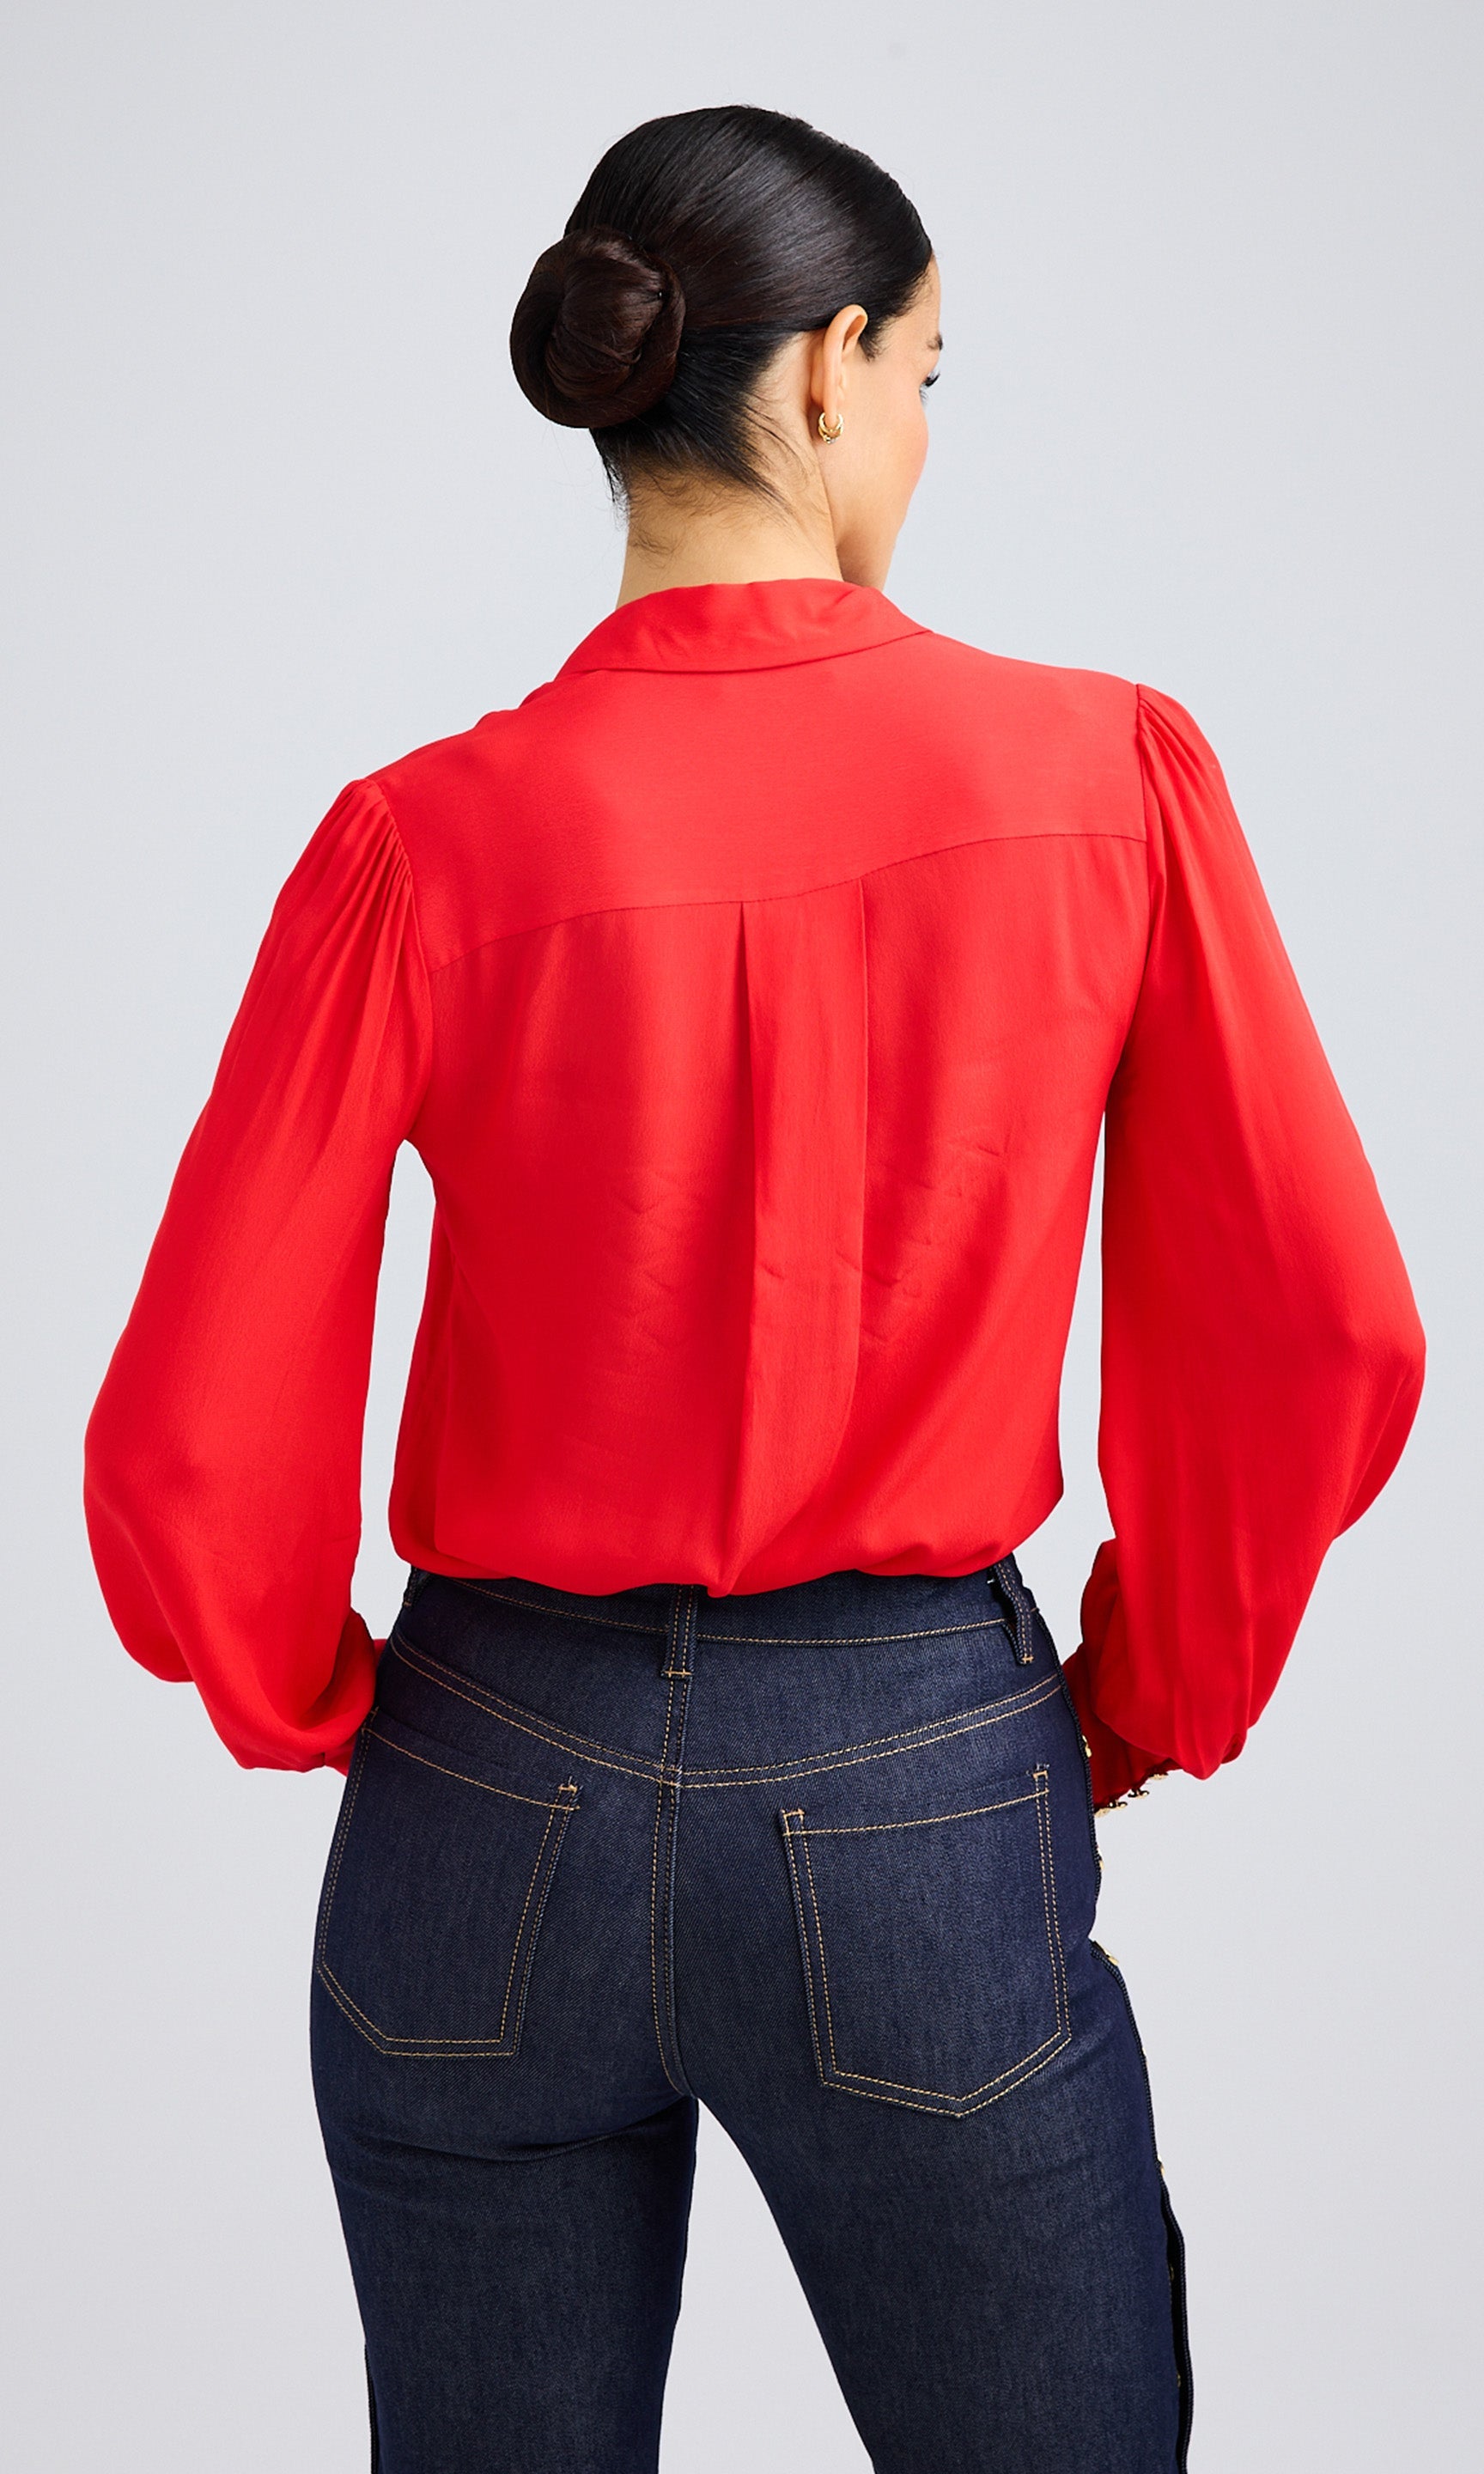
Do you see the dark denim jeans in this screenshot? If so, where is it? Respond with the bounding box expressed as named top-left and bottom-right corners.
top-left (311, 1557), bottom-right (1192, 2473)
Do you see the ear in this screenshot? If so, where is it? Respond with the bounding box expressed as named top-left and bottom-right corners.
top-left (810, 303), bottom-right (870, 430)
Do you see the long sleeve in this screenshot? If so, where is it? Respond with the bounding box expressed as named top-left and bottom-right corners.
top-left (83, 780), bottom-right (433, 1770)
top-left (1060, 686), bottom-right (1425, 1804)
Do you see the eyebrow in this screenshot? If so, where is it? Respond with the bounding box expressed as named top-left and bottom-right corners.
top-left (928, 332), bottom-right (943, 353)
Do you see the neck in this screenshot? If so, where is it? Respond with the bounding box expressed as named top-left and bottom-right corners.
top-left (614, 478), bottom-right (841, 609)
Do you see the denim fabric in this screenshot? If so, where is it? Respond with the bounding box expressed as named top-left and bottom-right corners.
top-left (312, 1558), bottom-right (1192, 2473)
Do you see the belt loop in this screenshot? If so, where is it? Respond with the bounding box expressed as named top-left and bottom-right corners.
top-left (400, 1564), bottom-right (432, 1610)
top-left (990, 1554), bottom-right (1037, 1665)
top-left (662, 1583), bottom-right (698, 1679)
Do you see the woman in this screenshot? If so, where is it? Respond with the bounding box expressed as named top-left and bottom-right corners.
top-left (84, 104), bottom-right (1423, 2474)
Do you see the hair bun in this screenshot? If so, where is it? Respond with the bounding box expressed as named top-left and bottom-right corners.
top-left (509, 226), bottom-right (685, 430)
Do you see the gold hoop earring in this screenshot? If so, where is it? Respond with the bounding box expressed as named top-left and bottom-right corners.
top-left (817, 410), bottom-right (844, 442)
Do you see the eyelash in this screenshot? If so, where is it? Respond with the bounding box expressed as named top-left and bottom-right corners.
top-left (921, 372), bottom-right (940, 395)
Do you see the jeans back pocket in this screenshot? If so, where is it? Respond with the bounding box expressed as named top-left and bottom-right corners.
top-left (780, 1764), bottom-right (1070, 2117)
top-left (315, 1708), bottom-right (578, 2058)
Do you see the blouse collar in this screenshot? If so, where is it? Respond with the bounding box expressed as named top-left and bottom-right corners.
top-left (554, 575), bottom-right (927, 678)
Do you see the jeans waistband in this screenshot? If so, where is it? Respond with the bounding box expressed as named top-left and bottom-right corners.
top-left (400, 1556), bottom-right (1043, 1667)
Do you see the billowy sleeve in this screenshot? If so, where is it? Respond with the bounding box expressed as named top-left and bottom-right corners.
top-left (1061, 687), bottom-right (1425, 1806)
top-left (83, 779), bottom-right (433, 1770)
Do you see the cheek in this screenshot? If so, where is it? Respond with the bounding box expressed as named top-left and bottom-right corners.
top-left (898, 401), bottom-right (929, 495)
top-left (909, 409), bottom-right (930, 485)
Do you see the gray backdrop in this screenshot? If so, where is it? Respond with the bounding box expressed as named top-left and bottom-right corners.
top-left (4, 3), bottom-right (1479, 2466)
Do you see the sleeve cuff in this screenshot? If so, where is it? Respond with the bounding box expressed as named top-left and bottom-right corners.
top-left (1060, 1644), bottom-right (1173, 1809)
top-left (324, 1637), bottom-right (384, 1775)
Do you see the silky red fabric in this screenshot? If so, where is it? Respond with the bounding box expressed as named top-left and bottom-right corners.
top-left (83, 577), bottom-right (1424, 1791)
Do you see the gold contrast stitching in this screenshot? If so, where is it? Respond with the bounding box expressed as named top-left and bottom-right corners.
top-left (683, 1673), bottom-right (1055, 1778)
top-left (780, 1813), bottom-right (829, 2081)
top-left (694, 1615), bottom-right (1012, 1648)
top-left (783, 1770), bottom-right (1073, 2112)
top-left (365, 1722), bottom-right (576, 1808)
top-left (1037, 1765), bottom-right (1071, 2029)
top-left (649, 1666), bottom-right (684, 2093)
top-left (828, 2027), bottom-right (1066, 2102)
top-left (682, 1679), bottom-right (1063, 1788)
top-left (495, 1801), bottom-right (562, 2038)
top-left (799, 1823), bottom-right (842, 2075)
top-left (391, 1630), bottom-right (651, 1763)
top-left (799, 1825), bottom-right (1055, 2109)
top-left (651, 1588), bottom-right (696, 2087)
top-left (505, 1790), bottom-right (579, 2051)
top-left (388, 1639), bottom-right (665, 1779)
top-left (447, 1576), bottom-right (666, 1637)
top-left (418, 1581), bottom-right (1019, 1654)
top-left (388, 1638), bottom-right (1060, 1790)
top-left (823, 2034), bottom-right (1072, 2119)
top-left (662, 1587), bottom-right (690, 1680)
top-left (314, 1784), bottom-right (577, 2056)
top-left (800, 1788), bottom-right (1040, 1836)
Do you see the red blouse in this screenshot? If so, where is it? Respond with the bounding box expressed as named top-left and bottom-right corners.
top-left (83, 576), bottom-right (1424, 1797)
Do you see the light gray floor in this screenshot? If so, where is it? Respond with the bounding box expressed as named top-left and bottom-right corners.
top-left (3, 3), bottom-right (1479, 2465)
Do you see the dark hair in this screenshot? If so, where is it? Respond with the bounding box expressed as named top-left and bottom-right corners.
top-left (509, 106), bottom-right (933, 506)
